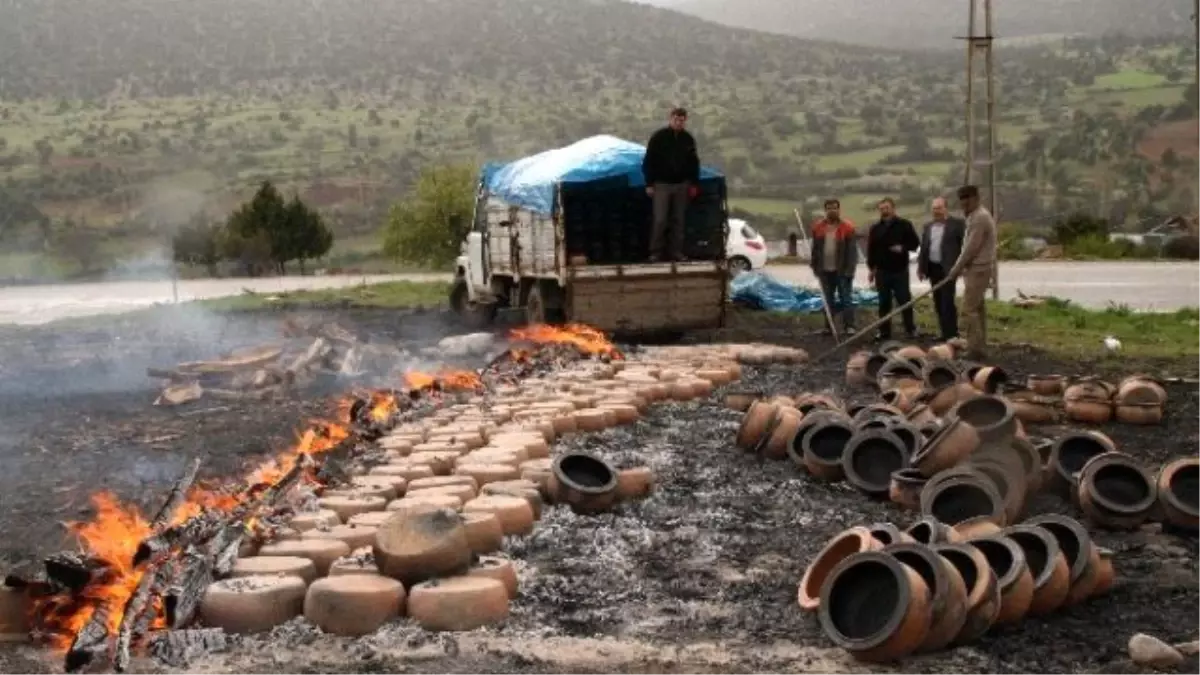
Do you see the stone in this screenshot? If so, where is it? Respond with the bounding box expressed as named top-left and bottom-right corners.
top-left (1129, 633), bottom-right (1185, 669)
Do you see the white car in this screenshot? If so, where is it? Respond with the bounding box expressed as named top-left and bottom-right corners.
top-left (727, 218), bottom-right (768, 273)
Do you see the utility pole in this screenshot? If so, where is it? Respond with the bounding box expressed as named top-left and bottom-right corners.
top-left (961, 0), bottom-right (999, 300)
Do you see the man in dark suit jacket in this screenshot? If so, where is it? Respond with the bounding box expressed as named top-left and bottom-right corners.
top-left (917, 196), bottom-right (967, 341)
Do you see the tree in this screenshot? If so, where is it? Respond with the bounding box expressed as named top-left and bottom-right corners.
top-left (282, 195), bottom-right (334, 274)
top-left (171, 216), bottom-right (223, 276)
top-left (381, 163), bottom-right (475, 267)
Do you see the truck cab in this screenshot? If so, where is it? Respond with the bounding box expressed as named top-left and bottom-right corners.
top-left (449, 135), bottom-right (729, 337)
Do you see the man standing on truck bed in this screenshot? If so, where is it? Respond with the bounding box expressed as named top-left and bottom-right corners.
top-left (809, 198), bottom-right (858, 336)
top-left (642, 107), bottom-right (701, 262)
top-left (947, 184), bottom-right (998, 360)
top-left (866, 197), bottom-right (921, 341)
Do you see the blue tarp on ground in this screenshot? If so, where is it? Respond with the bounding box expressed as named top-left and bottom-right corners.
top-left (480, 135), bottom-right (724, 215)
top-left (730, 271), bottom-right (880, 313)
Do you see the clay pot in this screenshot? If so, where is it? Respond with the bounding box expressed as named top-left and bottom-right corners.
top-left (1114, 375), bottom-right (1167, 406)
top-left (864, 353), bottom-right (890, 382)
top-left (968, 365), bottom-right (1008, 393)
top-left (923, 363), bottom-right (960, 390)
top-left (846, 351), bottom-right (872, 387)
top-left (877, 340), bottom-right (905, 355)
top-left (917, 419), bottom-right (943, 440)
top-left (970, 458), bottom-right (1027, 525)
top-left (931, 543), bottom-right (1000, 645)
top-left (797, 527), bottom-right (882, 612)
top-left (852, 403), bottom-right (903, 425)
top-left (1025, 514), bottom-right (1099, 607)
top-left (761, 407), bottom-right (804, 461)
top-left (904, 516), bottom-right (962, 545)
top-left (801, 419), bottom-right (856, 481)
top-left (889, 468), bottom-right (927, 511)
top-left (926, 343), bottom-right (956, 362)
top-left (949, 394), bottom-right (1017, 447)
top-left (843, 430), bottom-right (909, 498)
top-left (883, 543), bottom-right (969, 653)
top-left (795, 393), bottom-right (845, 415)
top-left (967, 535), bottom-right (1034, 625)
top-left (906, 404), bottom-right (937, 426)
top-left (878, 360), bottom-right (924, 394)
top-left (894, 344), bottom-right (926, 361)
top-left (1006, 389), bottom-right (1061, 425)
top-left (1157, 456), bottom-right (1199, 532)
top-left (920, 473), bottom-right (1006, 527)
top-left (549, 453), bottom-right (620, 515)
top-left (884, 420), bottom-right (921, 458)
top-left (880, 388), bottom-right (916, 413)
top-left (911, 417), bottom-right (979, 477)
top-left (928, 383), bottom-right (981, 417)
top-left (1114, 403), bottom-right (1163, 425)
top-left (1027, 374), bottom-right (1067, 397)
top-left (953, 515), bottom-right (1002, 539)
top-left (817, 551), bottom-right (933, 662)
top-left (1077, 452), bottom-right (1156, 530)
top-left (787, 410), bottom-right (846, 471)
top-left (1009, 437), bottom-right (1045, 494)
top-left (1047, 431), bottom-right (1116, 498)
top-left (1002, 525), bottom-right (1070, 616)
top-left (724, 390), bottom-right (763, 412)
top-left (735, 401), bottom-right (779, 452)
top-left (865, 522), bottom-right (915, 546)
top-left (1091, 547), bottom-right (1115, 597)
top-left (1063, 397), bottom-right (1113, 425)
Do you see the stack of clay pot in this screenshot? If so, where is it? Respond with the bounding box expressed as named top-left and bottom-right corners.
top-left (798, 514), bottom-right (1115, 662)
top-left (1052, 374), bottom-right (1167, 426)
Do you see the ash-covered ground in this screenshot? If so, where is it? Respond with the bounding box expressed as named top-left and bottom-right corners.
top-left (0, 305), bottom-right (1197, 674)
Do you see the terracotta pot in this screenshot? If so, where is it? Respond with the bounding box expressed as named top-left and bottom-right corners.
top-left (1047, 431), bottom-right (1116, 498)
top-left (970, 458), bottom-right (1027, 525)
top-left (864, 353), bottom-right (890, 382)
top-left (1008, 437), bottom-right (1045, 494)
top-left (1114, 375), bottom-right (1167, 406)
top-left (801, 419), bottom-right (855, 481)
top-left (894, 344), bottom-right (926, 361)
top-left (735, 401), bottom-right (779, 452)
top-left (797, 527), bottom-right (882, 612)
top-left (1027, 374), bottom-right (1067, 397)
top-left (920, 473), bottom-right (1006, 527)
top-left (967, 535), bottom-right (1034, 625)
top-left (881, 388), bottom-right (916, 413)
top-left (926, 343), bottom-right (956, 362)
top-left (906, 404), bottom-right (938, 426)
top-left (968, 365), bottom-right (1008, 394)
top-left (843, 430), bottom-right (909, 498)
top-left (877, 340), bottom-right (905, 355)
top-left (904, 516), bottom-right (963, 545)
top-left (889, 468), bottom-right (927, 511)
top-left (1157, 456), bottom-right (1199, 532)
top-left (917, 419), bottom-right (943, 440)
top-left (1003, 524), bottom-right (1070, 616)
top-left (949, 394), bottom-right (1017, 447)
top-left (1091, 547), bottom-right (1115, 597)
top-left (1006, 388), bottom-right (1062, 425)
top-left (1114, 403), bottom-right (1164, 425)
top-left (762, 407), bottom-right (805, 461)
top-left (1025, 514), bottom-right (1099, 607)
top-left (865, 522), bottom-right (915, 546)
top-left (953, 515), bottom-right (1002, 539)
top-left (817, 551), bottom-right (933, 662)
top-left (852, 403), bottom-right (903, 425)
top-left (787, 410), bottom-right (846, 471)
top-left (923, 363), bottom-right (961, 390)
top-left (884, 420), bottom-right (921, 458)
top-left (856, 417), bottom-right (891, 432)
top-left (911, 417), bottom-right (979, 477)
top-left (724, 390), bottom-right (763, 412)
top-left (1064, 397), bottom-right (1113, 424)
top-left (883, 543), bottom-right (968, 653)
top-left (846, 351), bottom-right (872, 388)
top-left (928, 383), bottom-right (981, 417)
top-left (931, 543), bottom-right (1000, 645)
top-left (549, 453), bottom-right (619, 515)
top-left (1077, 452), bottom-right (1156, 530)
top-left (795, 393), bottom-right (844, 414)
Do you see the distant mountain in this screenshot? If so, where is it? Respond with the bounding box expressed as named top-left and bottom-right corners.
top-left (654, 0), bottom-right (1195, 48)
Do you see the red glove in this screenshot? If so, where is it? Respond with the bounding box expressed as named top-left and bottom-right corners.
top-left (687, 185), bottom-right (699, 199)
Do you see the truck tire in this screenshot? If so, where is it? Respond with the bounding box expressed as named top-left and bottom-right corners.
top-left (525, 282), bottom-right (565, 325)
top-left (450, 277), bottom-right (497, 329)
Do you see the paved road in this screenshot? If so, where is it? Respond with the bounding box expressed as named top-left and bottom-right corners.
top-left (765, 261), bottom-right (1199, 311)
top-left (0, 273), bottom-right (450, 325)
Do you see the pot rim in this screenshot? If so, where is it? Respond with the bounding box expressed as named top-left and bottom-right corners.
top-left (966, 534), bottom-right (1026, 590)
top-left (931, 542), bottom-right (993, 605)
top-left (551, 453), bottom-right (618, 496)
top-left (949, 395), bottom-right (1015, 436)
top-left (882, 542), bottom-right (949, 614)
top-left (1050, 432), bottom-right (1111, 483)
top-left (1159, 457), bottom-right (1200, 518)
top-left (865, 522), bottom-right (907, 546)
top-left (920, 474), bottom-right (1006, 525)
top-left (801, 419), bottom-right (855, 467)
top-left (1027, 374), bottom-right (1066, 382)
top-left (800, 526), bottom-right (875, 607)
top-left (790, 411), bottom-right (845, 457)
top-left (843, 430), bottom-right (908, 492)
top-left (1079, 453), bottom-right (1157, 516)
top-left (903, 516), bottom-right (949, 544)
top-left (891, 466), bottom-right (928, 484)
top-left (818, 551), bottom-right (914, 651)
top-left (1003, 524), bottom-right (1063, 590)
top-left (1025, 515), bottom-right (1094, 584)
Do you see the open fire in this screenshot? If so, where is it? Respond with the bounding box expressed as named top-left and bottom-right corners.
top-left (10, 322), bottom-right (619, 672)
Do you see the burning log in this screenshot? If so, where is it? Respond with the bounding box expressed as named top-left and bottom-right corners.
top-left (113, 564), bottom-right (167, 672)
top-left (44, 552), bottom-right (112, 593)
top-left (65, 606), bottom-right (111, 673)
top-left (164, 550), bottom-right (212, 630)
top-left (149, 459), bottom-right (202, 532)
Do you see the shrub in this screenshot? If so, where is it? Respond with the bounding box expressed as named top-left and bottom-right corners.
top-left (1162, 234), bottom-right (1200, 260)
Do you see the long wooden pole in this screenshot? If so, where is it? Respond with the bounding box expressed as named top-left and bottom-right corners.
top-left (810, 274), bottom-right (958, 363)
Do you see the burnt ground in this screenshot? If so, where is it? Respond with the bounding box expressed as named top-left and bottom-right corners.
top-left (0, 305), bottom-right (1197, 674)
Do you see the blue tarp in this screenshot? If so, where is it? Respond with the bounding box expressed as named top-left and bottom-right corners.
top-left (730, 271), bottom-right (880, 313)
top-left (481, 135), bottom-right (724, 215)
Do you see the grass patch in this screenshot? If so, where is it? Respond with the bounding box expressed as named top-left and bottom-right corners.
top-left (815, 145), bottom-right (904, 171)
top-left (197, 280), bottom-right (452, 312)
top-left (1087, 69), bottom-right (1169, 91)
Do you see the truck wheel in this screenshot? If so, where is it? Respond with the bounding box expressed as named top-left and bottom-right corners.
top-left (729, 256), bottom-right (752, 274)
top-left (525, 283), bottom-right (565, 326)
top-left (450, 277), bottom-right (496, 328)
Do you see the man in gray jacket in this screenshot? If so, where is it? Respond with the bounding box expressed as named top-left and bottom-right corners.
top-left (917, 196), bottom-right (966, 342)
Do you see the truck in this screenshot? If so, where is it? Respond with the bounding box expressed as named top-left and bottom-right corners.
top-left (450, 135), bottom-right (730, 337)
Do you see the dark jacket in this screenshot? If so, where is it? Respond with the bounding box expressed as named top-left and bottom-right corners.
top-left (866, 216), bottom-right (920, 273)
top-left (917, 217), bottom-right (966, 278)
top-left (809, 218), bottom-right (858, 276)
top-left (642, 127), bottom-right (700, 185)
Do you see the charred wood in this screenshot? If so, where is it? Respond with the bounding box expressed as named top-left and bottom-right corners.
top-left (113, 563), bottom-right (165, 673)
top-left (164, 551), bottom-right (212, 630)
top-left (44, 552), bottom-right (112, 593)
top-left (147, 628), bottom-right (227, 667)
top-left (65, 606), bottom-right (111, 673)
top-left (148, 458), bottom-right (202, 533)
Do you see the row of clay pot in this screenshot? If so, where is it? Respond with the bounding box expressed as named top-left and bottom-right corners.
top-left (639, 342), bottom-right (809, 366)
top-left (1026, 374), bottom-right (1167, 426)
top-left (798, 514), bottom-right (1114, 662)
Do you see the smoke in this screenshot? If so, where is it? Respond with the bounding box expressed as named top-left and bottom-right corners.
top-left (102, 182), bottom-right (217, 283)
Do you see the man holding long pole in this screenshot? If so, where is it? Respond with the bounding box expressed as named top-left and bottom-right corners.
top-left (947, 184), bottom-right (998, 360)
top-left (809, 198), bottom-right (858, 337)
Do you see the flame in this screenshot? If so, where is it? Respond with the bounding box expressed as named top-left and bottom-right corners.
top-left (508, 323), bottom-right (623, 359)
top-left (403, 369), bottom-right (483, 393)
